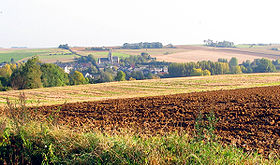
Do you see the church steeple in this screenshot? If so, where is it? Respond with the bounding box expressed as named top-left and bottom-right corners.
top-left (108, 49), bottom-right (112, 63)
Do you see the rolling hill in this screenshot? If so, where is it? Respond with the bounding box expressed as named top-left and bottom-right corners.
top-left (1, 45), bottom-right (280, 64)
top-left (113, 45), bottom-right (280, 63)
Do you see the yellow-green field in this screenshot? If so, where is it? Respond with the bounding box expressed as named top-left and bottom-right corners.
top-left (0, 48), bottom-right (78, 63)
top-left (1, 73), bottom-right (280, 106)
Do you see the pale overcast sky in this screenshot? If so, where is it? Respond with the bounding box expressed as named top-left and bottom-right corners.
top-left (0, 0), bottom-right (280, 48)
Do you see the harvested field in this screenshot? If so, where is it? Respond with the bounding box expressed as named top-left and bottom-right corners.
top-left (1, 73), bottom-right (280, 106)
top-left (152, 45), bottom-right (280, 63)
top-left (29, 85), bottom-right (280, 156)
top-left (73, 45), bottom-right (280, 63)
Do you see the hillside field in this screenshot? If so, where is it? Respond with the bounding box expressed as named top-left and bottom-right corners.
top-left (29, 85), bottom-right (280, 156)
top-left (1, 73), bottom-right (280, 106)
top-left (112, 45), bottom-right (280, 63)
top-left (1, 44), bottom-right (280, 64)
top-left (0, 48), bottom-right (78, 63)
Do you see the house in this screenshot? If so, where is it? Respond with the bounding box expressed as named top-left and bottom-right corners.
top-left (85, 73), bottom-right (94, 79)
top-left (149, 66), bottom-right (169, 74)
top-left (163, 66), bottom-right (168, 73)
top-left (150, 68), bottom-right (163, 74)
top-left (64, 66), bottom-right (73, 74)
top-left (0, 62), bottom-right (7, 68)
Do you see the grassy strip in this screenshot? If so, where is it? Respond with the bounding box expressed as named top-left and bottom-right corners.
top-left (1, 118), bottom-right (277, 165)
top-left (0, 110), bottom-right (278, 164)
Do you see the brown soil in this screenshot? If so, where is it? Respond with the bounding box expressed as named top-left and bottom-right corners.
top-left (29, 86), bottom-right (280, 156)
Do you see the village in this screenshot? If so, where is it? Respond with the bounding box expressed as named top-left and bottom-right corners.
top-left (55, 49), bottom-right (169, 82)
top-left (0, 48), bottom-right (169, 84)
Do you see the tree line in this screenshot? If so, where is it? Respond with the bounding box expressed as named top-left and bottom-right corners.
top-left (204, 39), bottom-right (235, 48)
top-left (0, 56), bottom-right (278, 91)
top-left (0, 57), bottom-right (88, 91)
top-left (122, 42), bottom-right (163, 49)
top-left (168, 57), bottom-right (277, 77)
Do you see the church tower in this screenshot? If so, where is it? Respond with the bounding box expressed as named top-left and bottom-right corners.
top-left (108, 49), bottom-right (113, 63)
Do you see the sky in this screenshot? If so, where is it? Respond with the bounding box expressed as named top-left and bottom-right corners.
top-left (0, 0), bottom-right (280, 48)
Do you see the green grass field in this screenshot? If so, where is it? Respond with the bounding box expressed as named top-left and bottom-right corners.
top-left (0, 48), bottom-right (132, 63)
top-left (0, 49), bottom-right (50, 62)
top-left (0, 48), bottom-right (74, 63)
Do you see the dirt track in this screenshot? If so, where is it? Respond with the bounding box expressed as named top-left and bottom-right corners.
top-left (30, 86), bottom-right (280, 156)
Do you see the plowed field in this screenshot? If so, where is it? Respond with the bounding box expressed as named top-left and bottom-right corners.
top-left (30, 86), bottom-right (280, 156)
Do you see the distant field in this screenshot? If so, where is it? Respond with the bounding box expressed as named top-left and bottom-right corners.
top-left (1, 45), bottom-right (280, 64)
top-left (0, 48), bottom-right (74, 63)
top-left (98, 45), bottom-right (280, 63)
top-left (117, 45), bottom-right (280, 63)
top-left (236, 44), bottom-right (280, 49)
top-left (79, 51), bottom-right (130, 59)
top-left (73, 45), bottom-right (280, 63)
top-left (0, 49), bottom-right (53, 62)
top-left (1, 73), bottom-right (280, 106)
top-left (35, 54), bottom-right (80, 63)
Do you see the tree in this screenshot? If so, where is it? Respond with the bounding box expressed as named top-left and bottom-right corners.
top-left (168, 63), bottom-right (187, 77)
top-left (0, 64), bottom-right (13, 78)
top-left (88, 54), bottom-right (97, 66)
top-left (10, 67), bottom-right (26, 89)
top-left (115, 71), bottom-right (126, 81)
top-left (240, 60), bottom-right (253, 73)
top-left (11, 57), bottom-right (43, 89)
top-left (147, 72), bottom-right (154, 79)
top-left (218, 62), bottom-right (230, 74)
top-left (10, 58), bottom-right (15, 64)
top-left (130, 71), bottom-right (144, 80)
top-left (204, 39), bottom-right (234, 48)
top-left (190, 68), bottom-right (204, 76)
top-left (218, 58), bottom-right (228, 63)
top-left (99, 71), bottom-right (114, 83)
top-left (10, 63), bottom-right (17, 71)
top-left (22, 57), bottom-right (43, 89)
top-left (230, 66), bottom-right (242, 74)
top-left (41, 63), bottom-right (69, 87)
top-left (190, 68), bottom-right (211, 76)
top-left (229, 57), bottom-right (238, 67)
top-left (122, 42), bottom-right (163, 49)
top-left (203, 69), bottom-right (211, 76)
top-left (69, 71), bottom-right (88, 85)
top-left (129, 77), bottom-right (136, 81)
top-left (0, 76), bottom-right (10, 87)
top-left (87, 65), bottom-right (99, 74)
top-left (76, 55), bottom-right (97, 66)
top-left (58, 44), bottom-right (70, 50)
top-left (252, 58), bottom-right (276, 73)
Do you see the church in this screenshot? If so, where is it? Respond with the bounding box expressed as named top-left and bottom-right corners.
top-left (98, 49), bottom-right (119, 65)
